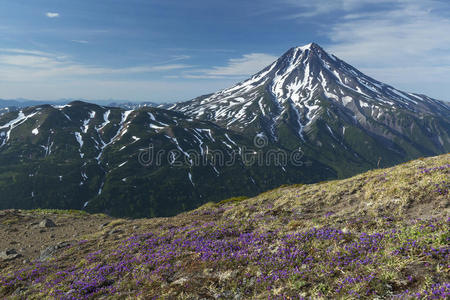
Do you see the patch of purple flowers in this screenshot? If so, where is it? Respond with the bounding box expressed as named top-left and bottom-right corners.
top-left (1, 217), bottom-right (448, 299)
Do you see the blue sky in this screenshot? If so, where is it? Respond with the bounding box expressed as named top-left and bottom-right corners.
top-left (0, 0), bottom-right (449, 102)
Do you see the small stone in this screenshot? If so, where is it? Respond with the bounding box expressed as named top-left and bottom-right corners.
top-left (39, 241), bottom-right (72, 261)
top-left (203, 268), bottom-right (213, 276)
top-left (39, 218), bottom-right (56, 228)
top-left (12, 286), bottom-right (27, 296)
top-left (109, 229), bottom-right (123, 235)
top-left (0, 249), bottom-right (22, 261)
top-left (99, 222), bottom-right (109, 230)
top-left (218, 270), bottom-right (238, 282)
top-left (171, 277), bottom-right (188, 285)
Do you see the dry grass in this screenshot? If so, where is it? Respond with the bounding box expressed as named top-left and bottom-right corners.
top-left (221, 154), bottom-right (449, 224)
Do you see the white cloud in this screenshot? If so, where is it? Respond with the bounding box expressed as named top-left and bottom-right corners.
top-left (281, 0), bottom-right (391, 18)
top-left (71, 40), bottom-right (89, 44)
top-left (46, 12), bottom-right (60, 18)
top-left (327, 5), bottom-right (450, 64)
top-left (146, 64), bottom-right (192, 72)
top-left (0, 48), bottom-right (52, 56)
top-left (165, 47), bottom-right (235, 53)
top-left (0, 49), bottom-right (201, 101)
top-left (321, 1), bottom-right (450, 99)
top-left (276, 0), bottom-right (450, 100)
top-left (0, 48), bottom-right (260, 101)
top-left (0, 49), bottom-right (192, 82)
top-left (185, 53), bottom-right (278, 79)
top-left (208, 53), bottom-right (277, 76)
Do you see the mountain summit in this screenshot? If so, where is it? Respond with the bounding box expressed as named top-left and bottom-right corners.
top-left (173, 43), bottom-right (449, 174)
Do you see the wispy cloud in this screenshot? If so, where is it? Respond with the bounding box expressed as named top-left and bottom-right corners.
top-left (327, 2), bottom-right (450, 64)
top-left (0, 48), bottom-right (192, 82)
top-left (158, 55), bottom-right (192, 65)
top-left (323, 0), bottom-right (450, 99)
top-left (71, 40), bottom-right (89, 44)
top-left (45, 12), bottom-right (60, 18)
top-left (206, 53), bottom-right (277, 76)
top-left (279, 0), bottom-right (391, 18)
top-left (184, 53), bottom-right (278, 79)
top-left (274, 0), bottom-right (450, 99)
top-left (147, 64), bottom-right (192, 72)
top-left (0, 48), bottom-right (52, 57)
top-left (166, 47), bottom-right (235, 53)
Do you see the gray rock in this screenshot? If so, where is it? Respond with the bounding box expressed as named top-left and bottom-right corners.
top-left (65, 289), bottom-right (76, 295)
top-left (39, 241), bottom-right (72, 261)
top-left (0, 249), bottom-right (22, 261)
top-left (12, 286), bottom-right (28, 296)
top-left (99, 222), bottom-right (109, 230)
top-left (39, 218), bottom-right (56, 228)
top-left (108, 229), bottom-right (123, 235)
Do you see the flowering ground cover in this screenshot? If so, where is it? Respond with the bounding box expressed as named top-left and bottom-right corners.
top-left (1, 154), bottom-right (449, 299)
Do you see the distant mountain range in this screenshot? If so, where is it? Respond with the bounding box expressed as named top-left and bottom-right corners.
top-left (0, 43), bottom-right (448, 217)
top-left (0, 99), bottom-right (167, 112)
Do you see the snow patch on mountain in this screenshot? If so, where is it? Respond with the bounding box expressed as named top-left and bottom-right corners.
top-left (96, 110), bottom-right (133, 161)
top-left (81, 111), bottom-right (96, 133)
top-left (74, 132), bottom-right (84, 158)
top-left (188, 172), bottom-right (194, 186)
top-left (0, 111), bottom-right (38, 147)
top-left (97, 110), bottom-right (111, 132)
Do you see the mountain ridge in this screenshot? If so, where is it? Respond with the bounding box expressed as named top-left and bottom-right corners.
top-left (0, 100), bottom-right (331, 217)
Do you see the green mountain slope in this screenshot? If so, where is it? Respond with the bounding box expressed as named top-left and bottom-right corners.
top-left (0, 101), bottom-right (332, 217)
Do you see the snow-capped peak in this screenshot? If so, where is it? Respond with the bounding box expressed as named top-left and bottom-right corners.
top-left (297, 42), bottom-right (315, 51)
top-left (172, 43), bottom-right (449, 141)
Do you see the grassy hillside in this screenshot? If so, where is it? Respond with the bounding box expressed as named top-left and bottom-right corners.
top-left (0, 154), bottom-right (448, 299)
